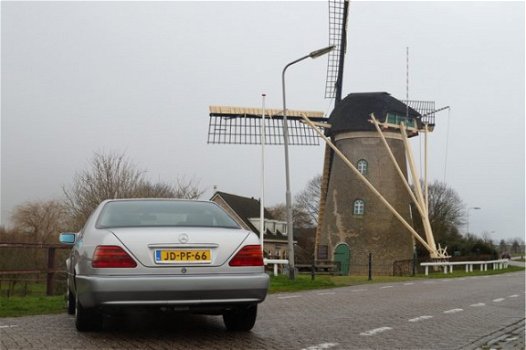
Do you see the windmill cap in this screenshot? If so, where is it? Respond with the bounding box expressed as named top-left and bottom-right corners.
top-left (327, 92), bottom-right (421, 135)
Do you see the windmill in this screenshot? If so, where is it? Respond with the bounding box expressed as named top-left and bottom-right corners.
top-left (207, 0), bottom-right (449, 277)
top-left (311, 0), bottom-right (450, 275)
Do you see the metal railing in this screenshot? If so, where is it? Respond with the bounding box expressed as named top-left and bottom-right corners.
top-left (420, 259), bottom-right (510, 276)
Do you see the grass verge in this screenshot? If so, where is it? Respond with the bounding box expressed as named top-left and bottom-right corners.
top-left (421, 265), bottom-right (525, 278)
top-left (270, 265), bottom-right (525, 293)
top-left (269, 274), bottom-right (417, 293)
top-left (0, 295), bottom-right (64, 318)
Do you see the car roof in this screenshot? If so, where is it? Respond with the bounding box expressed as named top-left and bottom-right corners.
top-left (101, 198), bottom-right (212, 204)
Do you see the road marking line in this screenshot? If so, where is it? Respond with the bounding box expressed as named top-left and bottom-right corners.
top-left (423, 281), bottom-right (435, 284)
top-left (508, 294), bottom-right (519, 298)
top-left (470, 303), bottom-right (486, 307)
top-left (444, 308), bottom-right (463, 314)
top-left (351, 289), bottom-right (367, 292)
top-left (0, 325), bottom-right (17, 329)
top-left (403, 282), bottom-right (414, 286)
top-left (317, 292), bottom-right (336, 296)
top-left (380, 286), bottom-right (393, 289)
top-left (360, 327), bottom-right (392, 336)
top-left (278, 295), bottom-right (301, 299)
top-left (493, 298), bottom-right (505, 302)
top-left (408, 315), bottom-right (433, 322)
top-left (302, 342), bottom-right (339, 350)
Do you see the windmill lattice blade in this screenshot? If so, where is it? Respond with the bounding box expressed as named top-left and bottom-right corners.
top-left (403, 100), bottom-right (436, 126)
top-left (325, 0), bottom-right (347, 99)
top-left (207, 106), bottom-right (329, 146)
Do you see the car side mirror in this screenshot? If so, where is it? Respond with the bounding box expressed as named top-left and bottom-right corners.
top-left (59, 232), bottom-right (77, 245)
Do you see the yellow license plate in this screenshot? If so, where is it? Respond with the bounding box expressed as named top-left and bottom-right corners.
top-left (155, 249), bottom-right (211, 263)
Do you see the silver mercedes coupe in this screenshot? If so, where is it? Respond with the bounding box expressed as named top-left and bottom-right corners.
top-left (59, 199), bottom-right (269, 332)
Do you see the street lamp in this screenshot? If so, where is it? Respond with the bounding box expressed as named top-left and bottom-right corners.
top-left (281, 45), bottom-right (335, 280)
top-left (466, 206), bottom-right (481, 235)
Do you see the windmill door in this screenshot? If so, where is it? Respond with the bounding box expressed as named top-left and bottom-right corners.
top-left (334, 244), bottom-right (350, 275)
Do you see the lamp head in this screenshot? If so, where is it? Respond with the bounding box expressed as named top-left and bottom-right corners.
top-left (309, 45), bottom-right (336, 59)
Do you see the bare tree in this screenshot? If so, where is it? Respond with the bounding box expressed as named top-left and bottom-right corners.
top-left (130, 177), bottom-right (203, 199)
top-left (133, 181), bottom-right (177, 198)
top-left (63, 151), bottom-right (204, 229)
top-left (413, 181), bottom-right (467, 257)
top-left (511, 239), bottom-right (521, 254)
top-left (267, 175), bottom-right (322, 230)
top-left (413, 180), bottom-right (465, 241)
top-left (294, 174), bottom-right (322, 227)
top-left (266, 203), bottom-right (286, 222)
top-left (266, 202), bottom-right (312, 229)
top-left (11, 200), bottom-right (69, 243)
top-left (480, 231), bottom-right (494, 246)
top-left (172, 177), bottom-right (205, 199)
top-left (63, 152), bottom-right (142, 228)
top-left (498, 239), bottom-right (508, 254)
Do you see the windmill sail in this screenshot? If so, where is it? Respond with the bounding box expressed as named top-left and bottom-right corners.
top-left (317, 0), bottom-right (350, 263)
top-left (207, 106), bottom-right (328, 146)
top-left (325, 0), bottom-right (350, 103)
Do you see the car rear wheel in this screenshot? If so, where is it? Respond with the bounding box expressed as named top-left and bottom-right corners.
top-left (66, 289), bottom-right (75, 315)
top-left (75, 295), bottom-right (102, 332)
top-left (222, 305), bottom-right (257, 332)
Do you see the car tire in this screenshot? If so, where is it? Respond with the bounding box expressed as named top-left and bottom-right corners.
top-left (223, 305), bottom-right (257, 332)
top-left (66, 289), bottom-right (75, 315)
top-left (75, 294), bottom-right (102, 332)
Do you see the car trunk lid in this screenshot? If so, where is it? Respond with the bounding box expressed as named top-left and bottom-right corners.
top-left (107, 227), bottom-right (250, 268)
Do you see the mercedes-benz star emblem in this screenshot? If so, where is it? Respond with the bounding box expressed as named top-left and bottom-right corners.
top-left (178, 233), bottom-right (189, 243)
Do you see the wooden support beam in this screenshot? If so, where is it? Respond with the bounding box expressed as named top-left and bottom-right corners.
top-left (400, 124), bottom-right (439, 257)
top-left (370, 115), bottom-right (424, 216)
top-left (424, 124), bottom-right (429, 210)
top-left (372, 115), bottom-right (440, 258)
top-left (314, 144), bottom-right (333, 260)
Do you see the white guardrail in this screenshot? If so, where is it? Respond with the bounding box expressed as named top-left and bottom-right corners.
top-left (420, 259), bottom-right (510, 276)
top-left (264, 258), bottom-right (289, 276)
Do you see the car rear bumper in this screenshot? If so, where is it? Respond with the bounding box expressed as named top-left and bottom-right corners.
top-left (75, 273), bottom-right (269, 308)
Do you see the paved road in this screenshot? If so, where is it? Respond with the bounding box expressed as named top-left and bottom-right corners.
top-left (1, 271), bottom-right (524, 350)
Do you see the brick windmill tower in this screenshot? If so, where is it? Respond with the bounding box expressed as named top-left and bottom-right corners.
top-left (315, 93), bottom-right (438, 275)
top-left (310, 0), bottom-right (447, 275)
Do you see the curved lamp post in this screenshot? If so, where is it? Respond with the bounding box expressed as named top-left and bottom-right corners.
top-left (282, 45), bottom-right (335, 280)
top-left (466, 206), bottom-right (481, 235)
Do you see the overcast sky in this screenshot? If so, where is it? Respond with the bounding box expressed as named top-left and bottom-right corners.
top-left (1, 1), bottom-right (524, 242)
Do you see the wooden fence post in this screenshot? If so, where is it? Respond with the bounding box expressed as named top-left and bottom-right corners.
top-left (46, 247), bottom-right (56, 296)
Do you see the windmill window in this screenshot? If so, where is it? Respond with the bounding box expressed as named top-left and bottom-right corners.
top-left (386, 113), bottom-right (416, 129)
top-left (357, 159), bottom-right (368, 175)
top-left (317, 245), bottom-right (329, 260)
top-left (353, 199), bottom-right (365, 216)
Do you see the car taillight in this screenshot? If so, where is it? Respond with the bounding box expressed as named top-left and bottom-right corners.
top-left (229, 245), bottom-right (264, 267)
top-left (92, 245), bottom-right (137, 268)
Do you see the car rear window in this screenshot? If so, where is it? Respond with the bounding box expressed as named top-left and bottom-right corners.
top-left (96, 201), bottom-right (241, 229)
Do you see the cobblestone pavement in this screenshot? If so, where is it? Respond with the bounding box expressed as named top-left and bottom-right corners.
top-left (470, 318), bottom-right (525, 350)
top-left (1, 271), bottom-right (524, 350)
